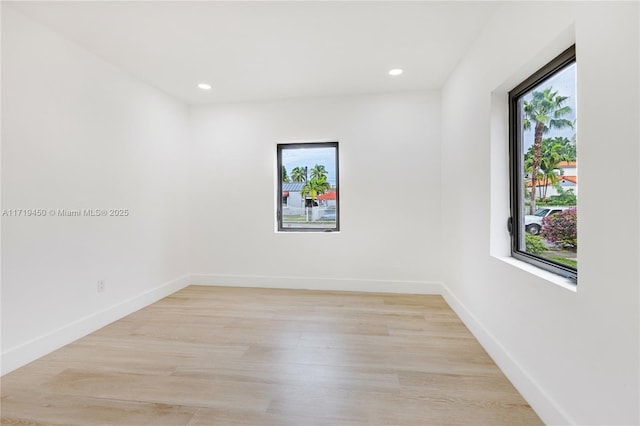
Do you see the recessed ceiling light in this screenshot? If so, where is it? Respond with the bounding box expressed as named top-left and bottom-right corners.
top-left (198, 83), bottom-right (212, 90)
top-left (388, 68), bottom-right (404, 76)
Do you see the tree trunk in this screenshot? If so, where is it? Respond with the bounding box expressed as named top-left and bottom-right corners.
top-left (529, 122), bottom-right (544, 214)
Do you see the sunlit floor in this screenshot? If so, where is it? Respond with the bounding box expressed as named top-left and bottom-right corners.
top-left (1, 285), bottom-right (542, 425)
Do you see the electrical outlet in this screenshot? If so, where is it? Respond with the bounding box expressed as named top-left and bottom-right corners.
top-left (97, 280), bottom-right (106, 293)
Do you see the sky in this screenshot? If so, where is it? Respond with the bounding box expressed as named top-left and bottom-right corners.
top-left (522, 62), bottom-right (577, 152)
top-left (282, 146), bottom-right (337, 186)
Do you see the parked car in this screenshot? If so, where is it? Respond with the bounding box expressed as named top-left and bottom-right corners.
top-left (524, 206), bottom-right (572, 235)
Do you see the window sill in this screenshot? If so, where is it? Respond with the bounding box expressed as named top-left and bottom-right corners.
top-left (494, 255), bottom-right (577, 292)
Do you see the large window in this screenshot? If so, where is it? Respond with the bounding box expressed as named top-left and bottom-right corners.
top-left (509, 46), bottom-right (577, 280)
top-left (277, 142), bottom-right (339, 232)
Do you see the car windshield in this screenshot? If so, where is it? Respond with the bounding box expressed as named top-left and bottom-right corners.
top-left (533, 208), bottom-right (550, 217)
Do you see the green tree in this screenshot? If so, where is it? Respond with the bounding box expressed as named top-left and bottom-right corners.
top-left (523, 88), bottom-right (573, 213)
top-left (300, 175), bottom-right (330, 202)
top-left (309, 164), bottom-right (327, 181)
top-left (281, 166), bottom-right (290, 183)
top-left (524, 136), bottom-right (576, 199)
top-left (300, 175), bottom-right (330, 222)
top-left (539, 188), bottom-right (577, 206)
top-left (540, 136), bottom-right (575, 198)
top-left (291, 166), bottom-right (307, 183)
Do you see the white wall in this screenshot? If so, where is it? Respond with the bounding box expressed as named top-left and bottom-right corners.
top-left (1, 7), bottom-right (191, 374)
top-left (441, 2), bottom-right (639, 425)
top-left (189, 91), bottom-right (442, 292)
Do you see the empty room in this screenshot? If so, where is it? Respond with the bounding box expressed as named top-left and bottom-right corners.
top-left (1, 1), bottom-right (638, 425)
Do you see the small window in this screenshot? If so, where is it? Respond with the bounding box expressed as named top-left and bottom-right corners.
top-left (509, 46), bottom-right (577, 280)
top-left (277, 142), bottom-right (339, 232)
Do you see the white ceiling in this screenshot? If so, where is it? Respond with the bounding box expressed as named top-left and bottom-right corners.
top-left (7, 1), bottom-right (500, 105)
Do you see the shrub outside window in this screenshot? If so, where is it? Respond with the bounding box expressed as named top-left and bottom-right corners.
top-left (509, 46), bottom-right (577, 280)
top-left (277, 142), bottom-right (339, 232)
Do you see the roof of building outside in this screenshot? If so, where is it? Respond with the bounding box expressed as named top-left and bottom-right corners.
top-left (317, 191), bottom-right (336, 201)
top-left (282, 182), bottom-right (305, 191)
top-left (556, 161), bottom-right (577, 167)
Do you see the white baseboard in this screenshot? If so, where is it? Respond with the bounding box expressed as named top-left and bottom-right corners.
top-left (439, 284), bottom-right (572, 426)
top-left (0, 274), bottom-right (191, 376)
top-left (190, 273), bottom-right (443, 294)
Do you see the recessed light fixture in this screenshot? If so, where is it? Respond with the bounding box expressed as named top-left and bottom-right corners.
top-left (198, 83), bottom-right (212, 90)
top-left (388, 68), bottom-right (404, 76)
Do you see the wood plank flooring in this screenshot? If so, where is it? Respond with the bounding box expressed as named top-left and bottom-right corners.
top-left (1, 286), bottom-right (543, 425)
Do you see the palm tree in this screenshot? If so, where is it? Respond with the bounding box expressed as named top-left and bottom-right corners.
top-left (300, 175), bottom-right (330, 221)
top-left (539, 137), bottom-right (575, 198)
top-left (309, 164), bottom-right (327, 181)
top-left (291, 166), bottom-right (307, 183)
top-left (281, 166), bottom-right (290, 183)
top-left (300, 176), bottom-right (330, 202)
top-left (525, 136), bottom-right (576, 199)
top-left (523, 87), bottom-right (573, 213)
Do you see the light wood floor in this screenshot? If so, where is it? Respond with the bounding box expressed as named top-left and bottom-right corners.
top-left (1, 286), bottom-right (542, 425)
